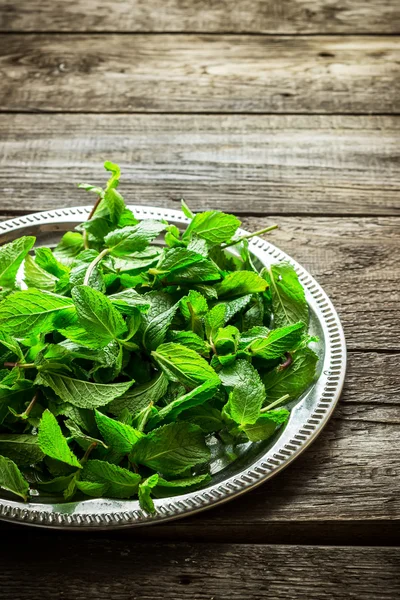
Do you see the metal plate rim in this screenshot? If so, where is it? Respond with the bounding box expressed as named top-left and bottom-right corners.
top-left (0, 206), bottom-right (346, 530)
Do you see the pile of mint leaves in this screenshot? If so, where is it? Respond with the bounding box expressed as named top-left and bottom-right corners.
top-left (0, 162), bottom-right (318, 513)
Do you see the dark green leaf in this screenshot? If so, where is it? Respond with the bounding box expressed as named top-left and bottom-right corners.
top-left (263, 348), bottom-right (318, 403)
top-left (152, 342), bottom-right (220, 388)
top-left (81, 460), bottom-right (141, 498)
top-left (263, 262), bottom-right (309, 327)
top-left (0, 434), bottom-right (44, 467)
top-left (0, 456), bottom-right (29, 500)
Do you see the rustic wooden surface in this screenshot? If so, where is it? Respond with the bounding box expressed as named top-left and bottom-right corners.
top-left (0, 0), bottom-right (399, 597)
top-left (1, 35), bottom-right (399, 113)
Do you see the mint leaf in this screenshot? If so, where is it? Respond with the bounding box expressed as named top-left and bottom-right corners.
top-left (109, 373), bottom-right (169, 416)
top-left (151, 248), bottom-right (220, 284)
top-left (76, 480), bottom-right (108, 498)
top-left (0, 434), bottom-right (44, 467)
top-left (0, 290), bottom-right (74, 336)
top-left (38, 409), bottom-right (81, 468)
top-left (246, 322), bottom-right (305, 360)
top-left (216, 271), bottom-right (268, 298)
top-left (141, 292), bottom-right (178, 351)
top-left (0, 331), bottom-right (24, 361)
top-left (181, 199), bottom-right (194, 219)
top-left (167, 330), bottom-right (209, 356)
top-left (242, 414), bottom-right (279, 442)
top-left (53, 232), bottom-right (84, 266)
top-left (205, 304), bottom-right (226, 341)
top-left (152, 343), bottom-right (220, 388)
top-left (180, 290), bottom-right (208, 337)
top-left (263, 347), bottom-right (318, 403)
top-left (214, 325), bottom-right (240, 356)
top-left (72, 285), bottom-right (127, 346)
top-left (35, 247), bottom-right (69, 278)
top-left (108, 289), bottom-right (151, 315)
top-left (148, 379), bottom-right (219, 428)
top-left (178, 404), bottom-right (223, 433)
top-left (184, 211), bottom-right (240, 245)
top-left (264, 262), bottom-right (309, 327)
top-left (81, 460), bottom-right (141, 498)
top-left (95, 410), bottom-right (143, 454)
top-left (36, 372), bottom-right (133, 409)
top-left (0, 236), bottom-right (35, 289)
top-left (130, 422), bottom-right (210, 476)
top-left (0, 456), bottom-right (29, 501)
top-left (105, 221), bottom-right (166, 256)
top-left (24, 254), bottom-right (58, 291)
top-left (153, 473), bottom-right (211, 498)
top-left (64, 419), bottom-right (107, 452)
top-left (138, 473), bottom-right (159, 513)
top-left (220, 359), bottom-right (266, 426)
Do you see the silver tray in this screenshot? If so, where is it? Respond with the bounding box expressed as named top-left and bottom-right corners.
top-left (0, 206), bottom-right (346, 530)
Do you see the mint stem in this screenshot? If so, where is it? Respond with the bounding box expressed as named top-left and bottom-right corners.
top-left (4, 362), bottom-right (35, 369)
top-left (83, 195), bottom-right (103, 249)
top-left (260, 394), bottom-right (290, 413)
top-left (221, 224), bottom-right (278, 249)
top-left (80, 442), bottom-right (97, 465)
top-left (23, 390), bottom-right (39, 418)
top-left (83, 247), bottom-right (110, 286)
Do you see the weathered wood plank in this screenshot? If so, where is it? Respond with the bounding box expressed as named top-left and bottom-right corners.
top-left (0, 114), bottom-right (399, 216)
top-left (243, 216), bottom-right (400, 350)
top-left (1, 35), bottom-right (398, 113)
top-left (1, 1), bottom-right (399, 33)
top-left (0, 541), bottom-right (399, 600)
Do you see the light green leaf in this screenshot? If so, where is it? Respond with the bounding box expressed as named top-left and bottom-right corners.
top-left (130, 421), bottom-right (210, 476)
top-left (35, 247), bottom-right (69, 278)
top-left (167, 330), bottom-right (209, 356)
top-left (95, 410), bottom-right (143, 454)
top-left (36, 372), bottom-right (133, 409)
top-left (81, 460), bottom-right (141, 498)
top-left (38, 409), bottom-right (82, 468)
top-left (220, 359), bottom-right (266, 426)
top-left (205, 304), bottom-right (226, 340)
top-left (0, 236), bottom-right (35, 289)
top-left (184, 211), bottom-right (240, 245)
top-left (214, 325), bottom-right (240, 356)
top-left (53, 232), bottom-right (84, 266)
top-left (264, 262), bottom-right (309, 327)
top-left (141, 292), bottom-right (178, 351)
top-left (263, 347), bottom-right (318, 403)
top-left (0, 331), bottom-right (24, 361)
top-left (108, 289), bottom-right (151, 315)
top-left (24, 254), bottom-right (58, 291)
top-left (148, 379), bottom-right (220, 428)
top-left (151, 248), bottom-right (220, 284)
top-left (138, 473), bottom-right (159, 513)
top-left (72, 285), bottom-right (127, 346)
top-left (76, 480), bottom-right (108, 497)
top-left (246, 322), bottom-right (305, 360)
top-left (216, 271), bottom-right (268, 298)
top-left (242, 414), bottom-right (279, 442)
top-left (152, 343), bottom-right (220, 388)
top-left (0, 290), bottom-right (74, 336)
top-left (181, 199), bottom-right (194, 219)
top-left (0, 434), bottom-right (44, 467)
top-left (105, 221), bottom-right (166, 256)
top-left (0, 455), bottom-right (29, 500)
top-left (109, 373), bottom-right (169, 416)
top-left (180, 290), bottom-right (208, 337)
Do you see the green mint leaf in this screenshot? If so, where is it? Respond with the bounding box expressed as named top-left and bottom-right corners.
top-left (108, 289), bottom-right (151, 315)
top-left (151, 248), bottom-right (220, 285)
top-left (148, 379), bottom-right (220, 428)
top-left (220, 359), bottom-right (266, 426)
top-left (239, 326), bottom-right (270, 349)
top-left (167, 330), bottom-right (210, 356)
top-left (0, 290), bottom-right (74, 336)
top-left (264, 262), bottom-right (309, 328)
top-left (0, 434), bottom-right (44, 467)
top-left (181, 199), bottom-right (194, 219)
top-left (24, 254), bottom-right (58, 292)
top-left (76, 480), bottom-right (108, 498)
top-left (214, 325), bottom-right (240, 356)
top-left (105, 221), bottom-right (166, 256)
top-left (216, 271), bottom-right (268, 298)
top-left (64, 419), bottom-right (107, 452)
top-left (35, 247), bottom-right (69, 278)
top-left (153, 473), bottom-right (211, 498)
top-left (95, 409), bottom-right (143, 454)
top-left (246, 322), bottom-right (305, 360)
top-left (81, 459), bottom-right (141, 499)
top-left (0, 456), bottom-right (29, 501)
top-left (178, 404), bottom-right (223, 434)
top-left (184, 211), bottom-right (240, 245)
top-left (109, 373), bottom-right (169, 416)
top-left (263, 347), bottom-right (318, 403)
top-left (36, 372), bottom-right (133, 409)
top-left (242, 414), bottom-right (279, 442)
top-left (0, 236), bottom-right (35, 289)
top-left (0, 331), bottom-right (24, 361)
top-left (138, 473), bottom-right (159, 513)
top-left (205, 304), bottom-right (226, 340)
top-left (53, 232), bottom-right (84, 266)
top-left (180, 290), bottom-right (208, 337)
top-left (38, 409), bottom-right (82, 469)
top-left (223, 295), bottom-right (253, 323)
top-left (118, 208), bottom-right (139, 228)
top-left (72, 285), bottom-right (127, 346)
top-left (152, 342), bottom-right (220, 388)
top-left (141, 292), bottom-right (178, 351)
top-left (36, 473), bottom-right (76, 494)
top-left (130, 421), bottom-right (210, 476)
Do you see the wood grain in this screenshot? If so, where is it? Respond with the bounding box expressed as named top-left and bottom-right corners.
top-left (1, 35), bottom-right (399, 113)
top-left (0, 114), bottom-right (399, 216)
top-left (0, 541), bottom-right (399, 600)
top-left (2, 1), bottom-right (400, 33)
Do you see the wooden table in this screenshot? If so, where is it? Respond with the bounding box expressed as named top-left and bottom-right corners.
top-left (0, 2), bottom-right (399, 598)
